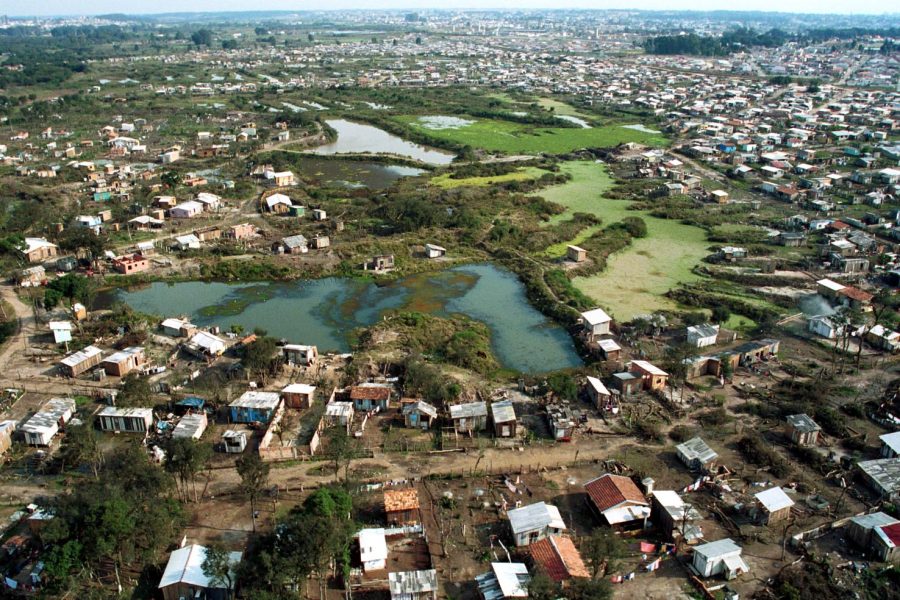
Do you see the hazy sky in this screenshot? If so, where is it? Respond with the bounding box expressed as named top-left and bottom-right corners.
top-left (3, 0), bottom-right (894, 17)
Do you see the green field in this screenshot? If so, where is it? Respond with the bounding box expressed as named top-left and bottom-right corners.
top-left (724, 314), bottom-right (758, 333)
top-left (533, 162), bottom-right (710, 320)
top-left (542, 224), bottom-right (605, 257)
top-left (430, 167), bottom-right (547, 189)
top-left (396, 116), bottom-right (667, 154)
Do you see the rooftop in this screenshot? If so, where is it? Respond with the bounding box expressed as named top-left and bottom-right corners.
top-left (491, 399), bottom-right (516, 423)
top-left (755, 487), bottom-right (795, 513)
top-left (384, 488), bottom-right (420, 513)
top-left (476, 563), bottom-right (530, 600)
top-left (450, 401), bottom-right (487, 419)
top-left (388, 569), bottom-right (437, 596)
top-left (581, 307), bottom-right (611, 326)
top-left (159, 544), bottom-right (241, 590)
top-left (529, 536), bottom-right (589, 582)
top-left (676, 437), bottom-right (719, 464)
top-left (694, 538), bottom-right (742, 559)
top-left (786, 413), bottom-right (821, 433)
top-left (350, 384), bottom-right (391, 402)
top-left (508, 501), bottom-right (565, 535)
top-left (858, 458), bottom-right (900, 495)
top-left (584, 474), bottom-right (647, 513)
top-left (230, 391), bottom-right (281, 410)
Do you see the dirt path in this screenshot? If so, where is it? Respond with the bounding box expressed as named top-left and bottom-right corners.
top-left (0, 286), bottom-right (36, 372)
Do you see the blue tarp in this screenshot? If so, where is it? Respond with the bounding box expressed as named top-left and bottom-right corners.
top-left (177, 397), bottom-right (205, 409)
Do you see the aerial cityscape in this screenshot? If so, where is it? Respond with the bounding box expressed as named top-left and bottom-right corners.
top-left (0, 6), bottom-right (898, 600)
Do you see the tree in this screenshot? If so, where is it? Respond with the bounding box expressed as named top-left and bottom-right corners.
top-left (547, 373), bottom-right (577, 401)
top-left (582, 528), bottom-right (625, 578)
top-left (191, 29), bottom-right (213, 47)
top-left (161, 170), bottom-right (180, 189)
top-left (527, 572), bottom-right (561, 600)
top-left (222, 39), bottom-right (239, 50)
top-left (164, 438), bottom-right (211, 503)
top-left (58, 420), bottom-right (103, 478)
top-left (56, 227), bottom-right (107, 261)
top-left (236, 452), bottom-right (270, 532)
top-left (202, 543), bottom-right (235, 599)
top-left (118, 372), bottom-right (152, 407)
top-left (324, 427), bottom-right (359, 482)
top-left (566, 577), bottom-right (613, 600)
top-left (241, 336), bottom-right (280, 384)
top-left (711, 304), bottom-right (731, 324)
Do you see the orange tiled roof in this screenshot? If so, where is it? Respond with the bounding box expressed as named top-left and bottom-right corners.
top-left (384, 488), bottom-right (419, 513)
top-left (584, 474), bottom-right (647, 513)
top-left (351, 386), bottom-right (391, 402)
top-left (529, 536), bottom-right (590, 582)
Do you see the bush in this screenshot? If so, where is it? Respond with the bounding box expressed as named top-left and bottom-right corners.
top-left (738, 433), bottom-right (791, 477)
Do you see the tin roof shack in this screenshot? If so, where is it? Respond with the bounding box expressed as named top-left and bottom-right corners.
top-left (754, 487), bottom-right (795, 524)
top-left (21, 237), bottom-right (58, 263)
top-left (358, 528), bottom-right (388, 573)
top-left (223, 430), bottom-right (247, 453)
top-left (786, 414), bottom-right (821, 447)
top-left (846, 512), bottom-right (900, 553)
top-left (20, 398), bottom-right (76, 446)
top-left (283, 344), bottom-right (318, 366)
top-left (388, 569), bottom-right (437, 600)
top-left (0, 420), bottom-right (17, 457)
top-left (49, 321), bottom-right (72, 345)
top-left (687, 324), bottom-right (720, 348)
top-left (476, 562), bottom-right (529, 600)
top-left (528, 535), bottom-right (589, 584)
top-left (161, 318), bottom-right (198, 338)
top-left (858, 458), bottom-right (900, 501)
top-left (547, 404), bottom-right (577, 441)
top-left (596, 338), bottom-right (622, 361)
top-left (881, 432), bottom-right (900, 458)
top-left (59, 345), bottom-right (103, 377)
top-left (585, 376), bottom-right (611, 410)
top-left (508, 501), bottom-right (566, 547)
top-left (733, 338), bottom-right (780, 366)
top-left (490, 400), bottom-right (517, 438)
top-left (692, 539), bottom-right (749, 580)
top-left (184, 331), bottom-right (227, 360)
top-left (424, 244), bottom-right (446, 259)
top-left (159, 543), bottom-right (241, 600)
top-left (229, 391), bottom-right (281, 424)
top-left (325, 402), bottom-right (354, 432)
top-left (628, 360), bottom-right (669, 392)
top-left (584, 474), bottom-right (650, 528)
top-left (281, 383), bottom-right (316, 410)
top-left (676, 437), bottom-right (719, 471)
top-left (350, 384), bottom-right (392, 411)
top-left (101, 346), bottom-right (146, 377)
top-left (172, 413), bottom-right (208, 440)
top-left (611, 371), bottom-right (643, 397)
top-left (580, 308), bottom-right (612, 341)
top-left (97, 407), bottom-right (153, 434)
top-left (651, 490), bottom-right (703, 542)
top-left (365, 255), bottom-right (395, 272)
top-left (871, 522), bottom-right (900, 563)
top-left (450, 401), bottom-right (488, 435)
top-left (384, 488), bottom-right (420, 527)
top-left (403, 400), bottom-right (438, 430)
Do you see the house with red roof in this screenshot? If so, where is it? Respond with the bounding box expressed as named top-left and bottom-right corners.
top-left (528, 535), bottom-right (590, 584)
top-left (583, 474), bottom-right (650, 528)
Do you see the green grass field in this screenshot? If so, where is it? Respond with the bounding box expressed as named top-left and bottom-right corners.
top-left (724, 314), bottom-right (758, 333)
top-left (542, 224), bottom-right (605, 258)
top-left (430, 167), bottom-right (547, 189)
top-left (396, 116), bottom-right (667, 154)
top-left (533, 162), bottom-right (710, 320)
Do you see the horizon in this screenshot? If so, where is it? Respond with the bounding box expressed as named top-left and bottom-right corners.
top-left (3, 3), bottom-right (899, 19)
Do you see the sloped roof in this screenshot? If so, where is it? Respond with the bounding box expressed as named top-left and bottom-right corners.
top-left (491, 399), bottom-right (516, 423)
top-left (584, 474), bottom-right (647, 513)
top-left (388, 569), bottom-right (437, 595)
top-left (508, 502), bottom-right (565, 535)
top-left (350, 384), bottom-right (391, 402)
top-left (529, 535), bottom-right (589, 582)
top-left (384, 488), bottom-right (419, 513)
top-left (158, 544), bottom-right (241, 590)
top-left (581, 308), bottom-right (611, 326)
top-left (755, 487), bottom-right (795, 513)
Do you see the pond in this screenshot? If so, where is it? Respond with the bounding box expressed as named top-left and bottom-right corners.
top-left (556, 115), bottom-right (591, 129)
top-left (107, 264), bottom-right (582, 374)
top-left (291, 156), bottom-right (425, 190)
top-left (310, 119), bottom-right (456, 165)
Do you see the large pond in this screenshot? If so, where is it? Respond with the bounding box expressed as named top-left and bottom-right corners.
top-left (310, 119), bottom-right (456, 165)
top-left (291, 156), bottom-right (425, 190)
top-left (107, 264), bottom-right (581, 373)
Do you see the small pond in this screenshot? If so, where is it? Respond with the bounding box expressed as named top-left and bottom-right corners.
top-left (310, 119), bottom-right (456, 165)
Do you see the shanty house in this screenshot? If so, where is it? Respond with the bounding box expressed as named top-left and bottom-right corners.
top-left (283, 344), bottom-right (318, 366)
top-left (350, 384), bottom-right (392, 411)
top-left (676, 437), bottom-right (719, 471)
top-left (388, 569), bottom-right (437, 600)
top-left (584, 474), bottom-right (650, 528)
top-left (476, 563), bottom-right (529, 600)
top-left (528, 535), bottom-right (589, 584)
top-left (596, 338), bottom-right (621, 361)
top-left (184, 331), bottom-right (226, 359)
top-left (858, 458), bottom-right (900, 500)
top-left (101, 346), bottom-right (145, 377)
top-left (161, 318), bottom-right (197, 338)
top-left (651, 490), bottom-right (703, 542)
top-left (580, 308), bottom-right (612, 340)
top-left (692, 539), bottom-right (749, 580)
top-left (281, 383), bottom-right (316, 409)
top-left (223, 430), bottom-right (247, 454)
top-left (170, 200), bottom-right (204, 219)
top-left (172, 413), bottom-right (208, 440)
top-left (265, 193), bottom-right (293, 213)
top-left (847, 512), bottom-right (900, 553)
top-left (785, 414), bottom-right (821, 447)
top-left (585, 376), bottom-right (611, 410)
top-left (59, 345), bottom-right (103, 377)
top-left (20, 238), bottom-right (58, 263)
top-left (384, 488), bottom-right (420, 526)
top-left (424, 244), bottom-right (446, 259)
top-left (628, 360), bottom-right (669, 391)
top-left (754, 487), bottom-right (795, 524)
top-left (872, 522), bottom-right (900, 562)
top-left (449, 401), bottom-right (488, 434)
top-left (49, 321), bottom-right (72, 345)
top-left (97, 407), bottom-right (153, 434)
top-left (324, 402), bottom-right (354, 430)
top-left (490, 399), bottom-right (517, 438)
top-left (566, 245), bottom-right (586, 263)
top-left (403, 400), bottom-right (438, 430)
top-left (687, 324), bottom-right (719, 348)
top-left (611, 372), bottom-right (643, 397)
top-left (507, 501), bottom-right (566, 546)
top-left (158, 543), bottom-right (241, 600)
top-left (229, 391), bottom-right (281, 424)
top-left (20, 398), bottom-right (76, 446)
top-left (881, 431), bottom-right (900, 458)
top-left (359, 528), bottom-right (388, 572)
